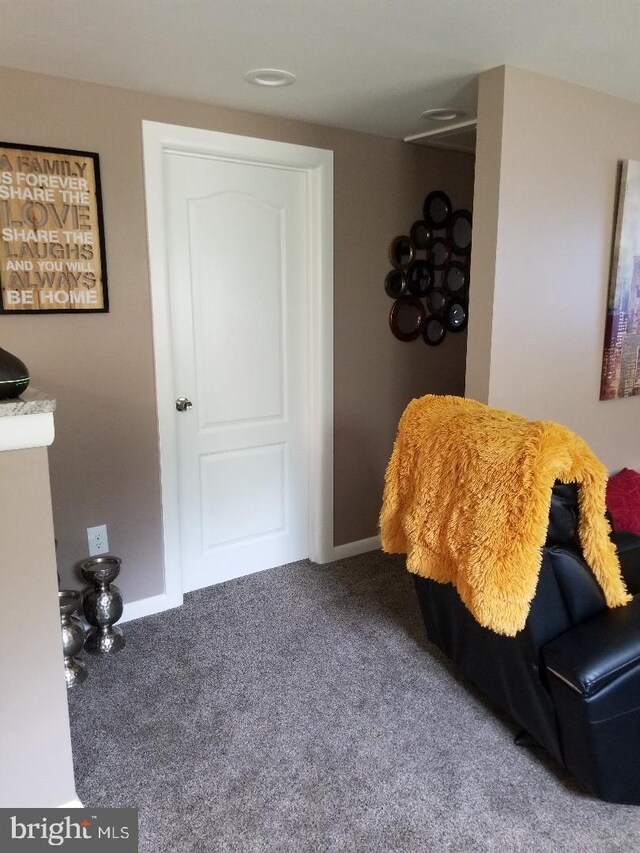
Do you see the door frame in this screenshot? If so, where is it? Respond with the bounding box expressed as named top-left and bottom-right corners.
top-left (141, 120), bottom-right (334, 614)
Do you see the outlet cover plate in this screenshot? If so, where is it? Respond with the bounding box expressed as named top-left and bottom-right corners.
top-left (87, 524), bottom-right (109, 556)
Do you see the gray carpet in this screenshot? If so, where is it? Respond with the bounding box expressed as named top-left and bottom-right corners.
top-left (68, 552), bottom-right (640, 852)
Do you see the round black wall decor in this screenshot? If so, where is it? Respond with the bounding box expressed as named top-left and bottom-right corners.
top-left (389, 296), bottom-right (426, 341)
top-left (407, 260), bottom-right (433, 297)
top-left (410, 220), bottom-right (431, 249)
top-left (383, 188), bottom-right (472, 344)
top-left (445, 299), bottom-right (469, 332)
top-left (426, 287), bottom-right (447, 316)
top-left (423, 315), bottom-right (446, 346)
top-left (385, 269), bottom-right (407, 298)
top-left (427, 237), bottom-right (451, 270)
top-left (442, 261), bottom-right (468, 296)
top-left (389, 235), bottom-right (414, 270)
top-left (449, 209), bottom-right (473, 255)
top-left (423, 191), bottom-right (452, 230)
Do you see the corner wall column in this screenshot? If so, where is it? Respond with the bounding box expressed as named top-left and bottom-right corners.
top-left (0, 390), bottom-right (79, 807)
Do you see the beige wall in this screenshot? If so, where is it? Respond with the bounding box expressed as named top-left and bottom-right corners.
top-left (464, 66), bottom-right (504, 404)
top-left (0, 446), bottom-right (76, 807)
top-left (468, 66), bottom-right (640, 472)
top-left (0, 66), bottom-right (474, 602)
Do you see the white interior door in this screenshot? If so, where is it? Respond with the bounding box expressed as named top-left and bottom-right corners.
top-left (163, 150), bottom-right (309, 591)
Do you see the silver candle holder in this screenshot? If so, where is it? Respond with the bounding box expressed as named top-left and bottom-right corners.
top-left (58, 590), bottom-right (88, 688)
top-left (80, 556), bottom-right (125, 654)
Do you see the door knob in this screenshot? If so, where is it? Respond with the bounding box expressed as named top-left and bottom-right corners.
top-left (176, 397), bottom-right (193, 412)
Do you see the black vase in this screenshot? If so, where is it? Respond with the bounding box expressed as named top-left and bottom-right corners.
top-left (0, 346), bottom-right (29, 400)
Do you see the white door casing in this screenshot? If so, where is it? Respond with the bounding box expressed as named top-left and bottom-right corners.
top-left (143, 122), bottom-right (333, 609)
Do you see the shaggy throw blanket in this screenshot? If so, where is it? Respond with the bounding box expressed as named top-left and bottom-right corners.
top-left (380, 395), bottom-right (630, 636)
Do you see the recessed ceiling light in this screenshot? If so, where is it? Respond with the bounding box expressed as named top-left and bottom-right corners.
top-left (421, 108), bottom-right (465, 122)
top-left (244, 68), bottom-right (296, 87)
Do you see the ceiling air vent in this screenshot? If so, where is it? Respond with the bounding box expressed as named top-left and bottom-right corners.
top-left (404, 119), bottom-right (477, 154)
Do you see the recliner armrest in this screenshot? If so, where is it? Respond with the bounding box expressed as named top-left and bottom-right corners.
top-left (542, 595), bottom-right (640, 803)
top-left (543, 595), bottom-right (640, 697)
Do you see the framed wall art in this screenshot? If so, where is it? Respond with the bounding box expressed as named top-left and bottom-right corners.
top-left (0, 142), bottom-right (108, 313)
top-left (600, 160), bottom-right (640, 399)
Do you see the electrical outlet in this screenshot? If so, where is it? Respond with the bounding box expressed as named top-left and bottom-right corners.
top-left (87, 524), bottom-right (109, 556)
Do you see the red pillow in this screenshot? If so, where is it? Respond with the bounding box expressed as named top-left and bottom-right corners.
top-left (607, 468), bottom-right (640, 535)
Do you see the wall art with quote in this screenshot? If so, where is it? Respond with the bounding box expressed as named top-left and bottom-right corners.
top-left (0, 142), bottom-right (108, 313)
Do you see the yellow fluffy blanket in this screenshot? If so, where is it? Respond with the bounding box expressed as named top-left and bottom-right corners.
top-left (380, 395), bottom-right (630, 636)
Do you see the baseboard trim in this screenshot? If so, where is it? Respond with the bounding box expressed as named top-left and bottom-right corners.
top-left (58, 797), bottom-right (83, 808)
top-left (120, 590), bottom-right (183, 624)
top-left (330, 535), bottom-right (381, 562)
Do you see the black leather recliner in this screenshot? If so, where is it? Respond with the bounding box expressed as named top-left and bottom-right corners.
top-left (414, 482), bottom-right (640, 804)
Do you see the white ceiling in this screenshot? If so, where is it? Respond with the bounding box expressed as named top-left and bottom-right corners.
top-left (1, 0), bottom-right (639, 140)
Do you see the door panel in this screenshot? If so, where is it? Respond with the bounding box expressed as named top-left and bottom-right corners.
top-left (163, 151), bottom-right (308, 590)
top-left (189, 193), bottom-right (285, 427)
top-left (200, 443), bottom-right (285, 549)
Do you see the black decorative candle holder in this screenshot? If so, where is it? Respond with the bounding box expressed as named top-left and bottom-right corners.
top-left (80, 556), bottom-right (125, 655)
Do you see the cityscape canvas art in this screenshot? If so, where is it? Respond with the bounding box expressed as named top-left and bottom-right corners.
top-left (600, 160), bottom-right (640, 400)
